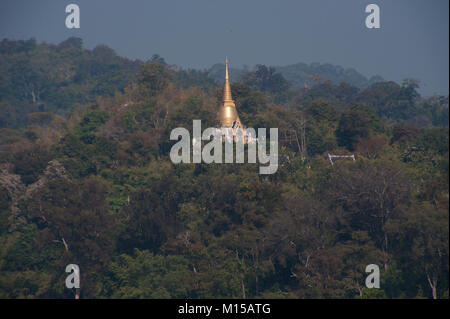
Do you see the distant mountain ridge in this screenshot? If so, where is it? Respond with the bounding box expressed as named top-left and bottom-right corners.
top-left (207, 62), bottom-right (384, 89)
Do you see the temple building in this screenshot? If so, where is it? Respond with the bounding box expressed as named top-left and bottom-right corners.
top-left (218, 58), bottom-right (247, 143)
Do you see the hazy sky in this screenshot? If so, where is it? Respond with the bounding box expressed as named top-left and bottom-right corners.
top-left (0, 0), bottom-right (448, 96)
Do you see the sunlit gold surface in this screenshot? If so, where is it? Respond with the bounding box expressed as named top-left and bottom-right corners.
top-left (219, 57), bottom-right (242, 127)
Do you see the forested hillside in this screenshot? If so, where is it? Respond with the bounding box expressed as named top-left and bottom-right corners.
top-left (0, 38), bottom-right (448, 299)
top-left (209, 62), bottom-right (384, 90)
top-left (0, 37), bottom-right (141, 128)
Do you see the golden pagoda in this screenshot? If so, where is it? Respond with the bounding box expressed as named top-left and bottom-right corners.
top-left (219, 57), bottom-right (243, 129)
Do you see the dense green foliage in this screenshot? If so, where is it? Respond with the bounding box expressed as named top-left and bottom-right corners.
top-left (209, 62), bottom-right (384, 91)
top-left (0, 37), bottom-right (140, 128)
top-left (0, 39), bottom-right (448, 299)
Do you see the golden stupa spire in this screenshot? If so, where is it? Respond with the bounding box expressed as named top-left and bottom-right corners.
top-left (223, 57), bottom-right (233, 102)
top-left (225, 57), bottom-right (229, 79)
top-left (219, 57), bottom-right (242, 127)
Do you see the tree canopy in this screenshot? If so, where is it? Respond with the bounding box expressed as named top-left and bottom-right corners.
top-left (0, 38), bottom-right (448, 299)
